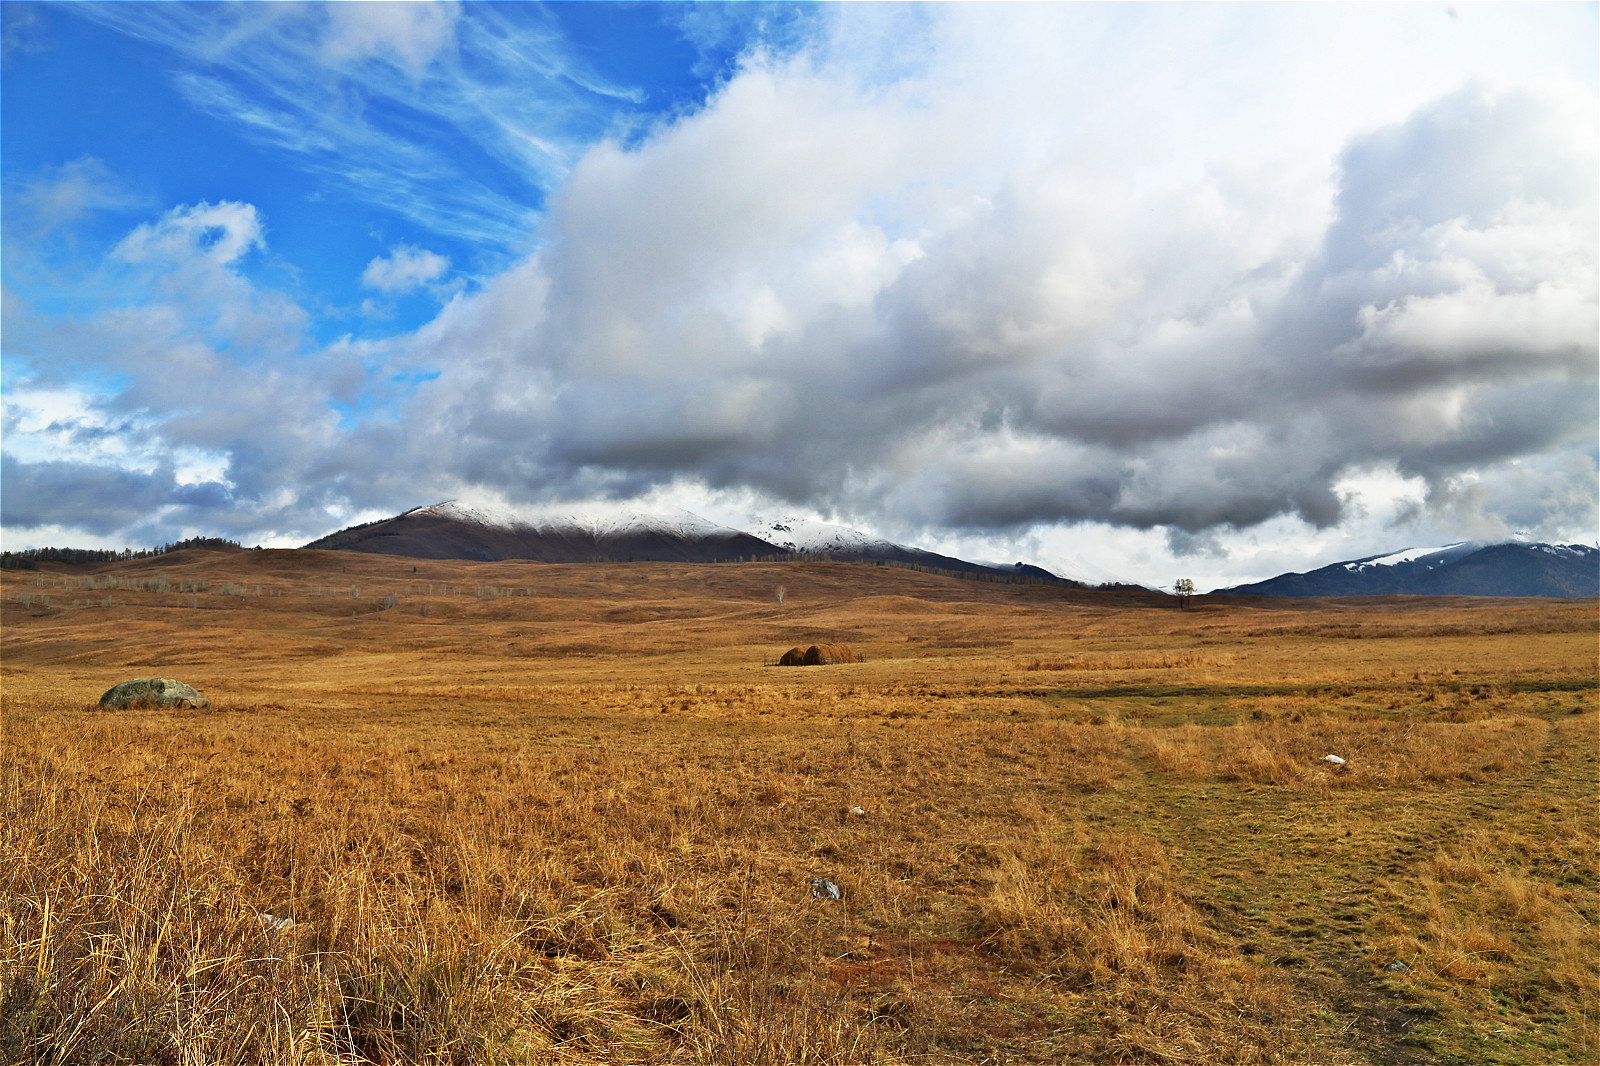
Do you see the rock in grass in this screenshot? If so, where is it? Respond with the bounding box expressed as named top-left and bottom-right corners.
top-left (810, 878), bottom-right (842, 900)
top-left (97, 678), bottom-right (210, 710)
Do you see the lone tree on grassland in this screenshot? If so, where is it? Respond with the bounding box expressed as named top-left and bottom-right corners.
top-left (1174, 578), bottom-right (1195, 608)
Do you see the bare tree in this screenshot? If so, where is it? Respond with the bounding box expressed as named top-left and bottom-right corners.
top-left (1174, 578), bottom-right (1195, 608)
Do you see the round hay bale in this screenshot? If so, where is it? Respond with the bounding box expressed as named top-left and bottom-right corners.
top-left (777, 644), bottom-right (856, 666)
top-left (799, 644), bottom-right (856, 666)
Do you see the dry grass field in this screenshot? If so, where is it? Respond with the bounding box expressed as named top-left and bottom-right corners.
top-left (2, 548), bottom-right (1595, 1065)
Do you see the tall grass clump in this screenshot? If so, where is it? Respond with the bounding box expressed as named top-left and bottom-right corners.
top-left (0, 729), bottom-right (512, 1064)
top-left (973, 827), bottom-right (1298, 1063)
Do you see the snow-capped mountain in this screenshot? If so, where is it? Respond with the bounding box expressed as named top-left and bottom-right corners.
top-left (305, 501), bottom-right (1084, 582)
top-left (1340, 542), bottom-right (1477, 572)
top-left (751, 515), bottom-right (1082, 582)
top-left (304, 500), bottom-right (779, 563)
top-left (422, 500), bottom-right (745, 542)
top-left (752, 515), bottom-right (896, 556)
top-left (1223, 542), bottom-right (1598, 598)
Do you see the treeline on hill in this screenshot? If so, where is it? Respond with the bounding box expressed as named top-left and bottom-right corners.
top-left (1, 537), bottom-right (246, 571)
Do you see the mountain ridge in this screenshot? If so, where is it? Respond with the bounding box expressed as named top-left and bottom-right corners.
top-left (303, 501), bottom-right (1088, 584)
top-left (302, 501), bottom-right (777, 564)
top-left (1220, 541), bottom-right (1598, 598)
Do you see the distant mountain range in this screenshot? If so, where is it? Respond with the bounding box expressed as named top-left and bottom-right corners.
top-left (1220, 542), bottom-right (1598, 598)
top-left (303, 503), bottom-right (1597, 598)
top-left (303, 501), bottom-right (1087, 584)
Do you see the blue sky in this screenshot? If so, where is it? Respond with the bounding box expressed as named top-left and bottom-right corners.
top-left (2, 2), bottom-right (1596, 588)
top-left (3, 3), bottom-right (755, 337)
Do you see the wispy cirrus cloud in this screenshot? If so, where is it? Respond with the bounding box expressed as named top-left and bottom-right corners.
top-left (65, 2), bottom-right (647, 250)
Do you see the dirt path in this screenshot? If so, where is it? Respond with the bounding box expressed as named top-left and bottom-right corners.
top-left (1100, 699), bottom-right (1597, 1065)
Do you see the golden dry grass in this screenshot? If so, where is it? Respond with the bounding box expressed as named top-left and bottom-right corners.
top-left (2, 549), bottom-right (1596, 1064)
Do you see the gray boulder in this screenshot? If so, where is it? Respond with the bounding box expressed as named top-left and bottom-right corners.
top-left (98, 678), bottom-right (210, 710)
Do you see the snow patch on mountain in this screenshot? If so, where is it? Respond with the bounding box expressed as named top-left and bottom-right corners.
top-left (1533, 543), bottom-right (1598, 559)
top-left (1343, 543), bottom-right (1470, 571)
top-left (411, 500), bottom-right (743, 540)
top-left (751, 516), bottom-right (900, 555)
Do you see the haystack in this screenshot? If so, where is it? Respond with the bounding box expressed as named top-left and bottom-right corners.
top-left (778, 644), bottom-right (856, 666)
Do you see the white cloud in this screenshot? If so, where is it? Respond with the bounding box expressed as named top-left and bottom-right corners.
top-left (394, 52), bottom-right (1592, 521)
top-left (5, 156), bottom-right (150, 235)
top-left (322, 1), bottom-right (459, 74)
top-left (114, 201), bottom-right (263, 267)
top-left (361, 245), bottom-right (450, 294)
top-left (101, 201), bottom-right (309, 366)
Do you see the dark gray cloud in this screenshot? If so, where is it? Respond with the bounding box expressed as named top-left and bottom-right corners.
top-left (0, 454), bottom-right (229, 536)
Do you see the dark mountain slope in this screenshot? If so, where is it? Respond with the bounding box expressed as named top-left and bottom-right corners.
top-left (304, 504), bottom-right (779, 563)
top-left (1223, 542), bottom-right (1597, 598)
top-left (304, 501), bottom-right (1089, 584)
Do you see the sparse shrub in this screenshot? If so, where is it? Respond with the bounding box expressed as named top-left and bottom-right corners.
top-left (334, 952), bottom-right (490, 1064)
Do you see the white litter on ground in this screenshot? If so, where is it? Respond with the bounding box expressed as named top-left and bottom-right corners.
top-left (810, 878), bottom-right (842, 900)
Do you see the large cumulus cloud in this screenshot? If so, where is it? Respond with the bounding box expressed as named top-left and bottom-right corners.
top-left (392, 49), bottom-right (1595, 541)
top-left (3, 4), bottom-right (1594, 571)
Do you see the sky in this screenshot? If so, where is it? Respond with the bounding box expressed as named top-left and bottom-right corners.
top-left (2, 1), bottom-right (1596, 590)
